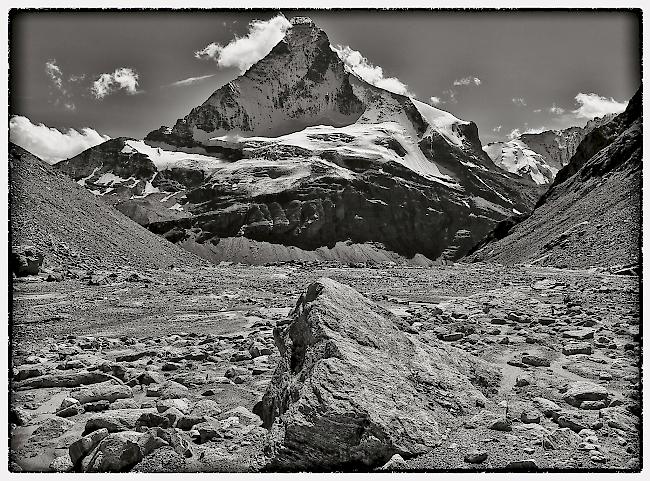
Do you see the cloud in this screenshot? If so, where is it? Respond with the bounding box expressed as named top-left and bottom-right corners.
top-left (453, 76), bottom-right (481, 86)
top-left (443, 89), bottom-right (457, 104)
top-left (523, 126), bottom-right (547, 134)
top-left (507, 128), bottom-right (521, 140)
top-left (9, 115), bottom-right (110, 164)
top-left (512, 97), bottom-right (527, 107)
top-left (332, 45), bottom-right (410, 96)
top-left (572, 92), bottom-right (627, 119)
top-left (492, 125), bottom-right (502, 133)
top-left (549, 103), bottom-right (565, 115)
top-left (92, 67), bottom-right (140, 99)
top-left (430, 96), bottom-right (442, 105)
top-left (168, 74), bottom-right (216, 87)
top-left (195, 15), bottom-right (291, 74)
top-left (533, 108), bottom-right (542, 113)
top-left (45, 59), bottom-right (75, 110)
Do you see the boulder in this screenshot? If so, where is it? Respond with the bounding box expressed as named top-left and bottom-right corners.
top-left (11, 245), bottom-right (44, 276)
top-left (256, 278), bottom-right (498, 470)
top-left (563, 381), bottom-right (609, 407)
top-left (15, 370), bottom-right (116, 390)
top-left (85, 409), bottom-right (155, 434)
top-left (562, 342), bottom-right (592, 356)
top-left (69, 428), bottom-right (110, 465)
top-left (71, 381), bottom-right (132, 404)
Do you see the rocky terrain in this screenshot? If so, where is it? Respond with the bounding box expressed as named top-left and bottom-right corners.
top-left (469, 89), bottom-right (641, 269)
top-left (484, 114), bottom-right (615, 185)
top-left (10, 263), bottom-right (641, 472)
top-left (9, 142), bottom-right (206, 274)
top-left (56, 16), bottom-right (540, 264)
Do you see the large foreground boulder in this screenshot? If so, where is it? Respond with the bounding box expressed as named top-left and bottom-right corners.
top-left (11, 245), bottom-right (44, 276)
top-left (256, 277), bottom-right (499, 470)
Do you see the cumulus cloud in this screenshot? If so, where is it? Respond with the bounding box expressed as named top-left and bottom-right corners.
top-left (453, 76), bottom-right (481, 86)
top-left (430, 96), bottom-right (442, 105)
top-left (492, 125), bottom-right (502, 133)
top-left (195, 15), bottom-right (291, 74)
top-left (168, 74), bottom-right (216, 87)
top-left (45, 59), bottom-right (75, 110)
top-left (332, 45), bottom-right (410, 96)
top-left (549, 103), bottom-right (565, 115)
top-left (572, 92), bottom-right (627, 119)
top-left (507, 128), bottom-right (521, 140)
top-left (533, 108), bottom-right (542, 113)
top-left (443, 89), bottom-right (457, 104)
top-left (92, 67), bottom-right (140, 99)
top-left (512, 97), bottom-right (527, 107)
top-left (9, 115), bottom-right (110, 164)
top-left (523, 126), bottom-right (547, 134)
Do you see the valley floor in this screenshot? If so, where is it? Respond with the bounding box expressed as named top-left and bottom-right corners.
top-left (10, 262), bottom-right (641, 472)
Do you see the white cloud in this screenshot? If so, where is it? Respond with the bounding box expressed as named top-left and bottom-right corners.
top-left (430, 96), bottom-right (442, 105)
top-left (549, 103), bottom-right (565, 115)
top-left (92, 67), bottom-right (140, 99)
top-left (443, 89), bottom-right (457, 104)
top-left (453, 76), bottom-right (482, 86)
top-left (572, 92), bottom-right (627, 119)
top-left (507, 128), bottom-right (521, 140)
top-left (523, 126), bottom-right (547, 134)
top-left (512, 97), bottom-right (527, 107)
top-left (492, 125), bottom-right (502, 133)
top-left (195, 15), bottom-right (291, 74)
top-left (168, 74), bottom-right (216, 87)
top-left (332, 45), bottom-right (410, 96)
top-left (533, 108), bottom-right (542, 113)
top-left (45, 59), bottom-right (75, 111)
top-left (9, 115), bottom-right (110, 164)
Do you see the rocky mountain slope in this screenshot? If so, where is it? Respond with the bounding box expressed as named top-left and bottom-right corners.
top-left (58, 16), bottom-right (540, 264)
top-left (467, 89), bottom-right (641, 269)
top-left (10, 142), bottom-right (206, 272)
top-left (483, 115), bottom-right (615, 185)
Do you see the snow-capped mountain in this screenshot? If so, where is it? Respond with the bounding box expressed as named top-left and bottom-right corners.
top-left (483, 114), bottom-right (616, 185)
top-left (57, 16), bottom-right (539, 264)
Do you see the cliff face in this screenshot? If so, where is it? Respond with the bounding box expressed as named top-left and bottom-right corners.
top-left (468, 89), bottom-right (641, 269)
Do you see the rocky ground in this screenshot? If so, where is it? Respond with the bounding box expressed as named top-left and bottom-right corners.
top-left (9, 262), bottom-right (641, 472)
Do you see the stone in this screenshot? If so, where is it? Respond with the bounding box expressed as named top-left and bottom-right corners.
top-left (562, 342), bottom-right (592, 356)
top-left (378, 453), bottom-right (408, 471)
top-left (522, 355), bottom-right (551, 367)
top-left (15, 370), bottom-right (115, 390)
top-left (515, 377), bottom-right (530, 387)
top-left (159, 381), bottom-right (190, 400)
top-left (521, 410), bottom-right (541, 424)
top-left (69, 428), bottom-right (110, 465)
top-left (563, 381), bottom-right (608, 407)
top-left (464, 450), bottom-right (488, 463)
top-left (256, 278), bottom-right (497, 470)
top-left (505, 459), bottom-right (538, 470)
top-left (11, 245), bottom-right (44, 276)
top-left (438, 332), bottom-right (464, 342)
top-left (71, 381), bottom-right (133, 404)
top-left (193, 421), bottom-right (220, 443)
top-left (556, 412), bottom-right (589, 433)
top-left (50, 455), bottom-right (74, 472)
top-left (85, 409), bottom-right (155, 433)
top-left (83, 431), bottom-right (145, 472)
top-left (532, 397), bottom-right (562, 419)
top-left (562, 329), bottom-right (594, 340)
top-left (30, 416), bottom-right (75, 439)
top-left (156, 398), bottom-right (190, 414)
top-left (543, 427), bottom-right (581, 450)
top-left (190, 399), bottom-right (222, 418)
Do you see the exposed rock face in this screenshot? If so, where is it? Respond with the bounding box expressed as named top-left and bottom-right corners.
top-left (257, 277), bottom-right (498, 470)
top-left (468, 88), bottom-right (641, 269)
top-left (11, 245), bottom-right (44, 276)
top-left (483, 114), bottom-right (615, 185)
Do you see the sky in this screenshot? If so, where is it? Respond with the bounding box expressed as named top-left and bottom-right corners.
top-left (9, 9), bottom-right (641, 162)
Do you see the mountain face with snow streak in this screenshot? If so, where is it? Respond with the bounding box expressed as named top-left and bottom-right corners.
top-left (58, 16), bottom-right (539, 264)
top-left (483, 114), bottom-right (616, 185)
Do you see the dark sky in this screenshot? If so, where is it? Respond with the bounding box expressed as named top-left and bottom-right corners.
top-left (10, 9), bottom-right (641, 144)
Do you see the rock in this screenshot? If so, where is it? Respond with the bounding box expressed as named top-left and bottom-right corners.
top-left (162, 362), bottom-right (181, 372)
top-left (11, 245), bottom-right (44, 276)
top-left (562, 329), bottom-right (594, 340)
top-left (10, 406), bottom-right (32, 426)
top-left (14, 365), bottom-right (47, 381)
top-left (438, 332), bottom-right (464, 342)
top-left (57, 403), bottom-right (84, 418)
top-left (464, 450), bottom-right (488, 464)
top-left (15, 370), bottom-right (115, 390)
top-left (488, 418), bottom-right (512, 432)
top-left (543, 427), bottom-right (581, 449)
top-left (69, 428), bottom-right (110, 465)
top-left (84, 400), bottom-right (110, 412)
top-left (532, 397), bottom-right (562, 419)
top-left (505, 459), bottom-right (538, 470)
top-left (563, 381), bottom-right (609, 407)
top-left (599, 407), bottom-right (637, 432)
top-left (190, 399), bottom-right (222, 418)
top-left (111, 399), bottom-right (141, 410)
top-left (378, 453), bottom-right (408, 471)
top-left (156, 398), bottom-right (190, 414)
top-left (115, 350), bottom-right (159, 362)
top-left (131, 446), bottom-right (187, 472)
top-left (136, 412), bottom-right (171, 429)
top-left (50, 454), bottom-right (74, 472)
top-left (562, 342), bottom-right (592, 355)
top-left (515, 377), bottom-right (530, 387)
top-left (159, 381), bottom-right (190, 400)
top-left (83, 431), bottom-right (145, 472)
top-left (85, 409), bottom-right (155, 433)
top-left (521, 410), bottom-right (541, 424)
top-left (522, 355), bottom-right (551, 367)
top-left (257, 278), bottom-right (497, 470)
top-left (225, 366), bottom-right (248, 379)
top-left (30, 416), bottom-right (75, 439)
top-left (193, 421), bottom-right (220, 443)
top-left (71, 381), bottom-right (133, 404)
top-left (176, 415), bottom-right (205, 430)
top-left (555, 412), bottom-right (590, 432)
